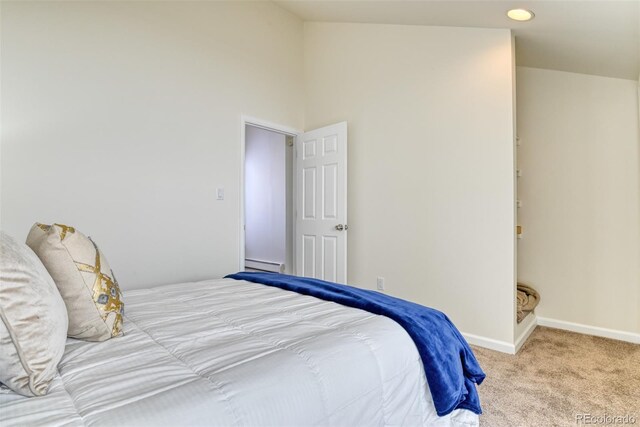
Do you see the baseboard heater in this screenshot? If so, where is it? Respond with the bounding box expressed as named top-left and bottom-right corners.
top-left (245, 258), bottom-right (285, 273)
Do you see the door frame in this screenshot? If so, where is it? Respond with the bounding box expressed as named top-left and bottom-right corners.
top-left (239, 115), bottom-right (302, 274)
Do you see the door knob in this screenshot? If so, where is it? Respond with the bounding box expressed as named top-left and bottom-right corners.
top-left (335, 224), bottom-right (349, 231)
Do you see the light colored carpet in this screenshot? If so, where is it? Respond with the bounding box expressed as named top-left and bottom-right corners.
top-left (472, 326), bottom-right (640, 426)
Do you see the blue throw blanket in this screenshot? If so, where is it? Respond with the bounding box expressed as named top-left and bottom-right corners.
top-left (225, 272), bottom-right (485, 416)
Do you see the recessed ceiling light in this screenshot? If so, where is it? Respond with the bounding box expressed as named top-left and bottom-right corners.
top-left (507, 8), bottom-right (535, 22)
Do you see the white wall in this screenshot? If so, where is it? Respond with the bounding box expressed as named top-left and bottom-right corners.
top-left (0, 1), bottom-right (304, 289)
top-left (245, 126), bottom-right (287, 266)
top-left (304, 23), bottom-right (517, 344)
top-left (516, 66), bottom-right (640, 336)
top-left (2, 4), bottom-right (521, 346)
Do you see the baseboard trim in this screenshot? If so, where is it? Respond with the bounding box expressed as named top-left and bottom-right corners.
top-left (537, 317), bottom-right (640, 345)
top-left (463, 316), bottom-right (638, 356)
top-left (514, 314), bottom-right (538, 353)
top-left (462, 332), bottom-right (515, 354)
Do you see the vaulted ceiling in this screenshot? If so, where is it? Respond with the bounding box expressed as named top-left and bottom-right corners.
top-left (276, 0), bottom-right (640, 80)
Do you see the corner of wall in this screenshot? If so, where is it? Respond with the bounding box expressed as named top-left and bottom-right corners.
top-left (510, 30), bottom-right (519, 348)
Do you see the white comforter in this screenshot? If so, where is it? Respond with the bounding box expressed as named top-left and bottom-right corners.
top-left (0, 278), bottom-right (479, 426)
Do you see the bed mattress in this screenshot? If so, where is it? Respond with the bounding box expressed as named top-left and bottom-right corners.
top-left (0, 278), bottom-right (479, 426)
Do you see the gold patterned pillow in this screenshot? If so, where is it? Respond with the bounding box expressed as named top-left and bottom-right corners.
top-left (26, 223), bottom-right (124, 341)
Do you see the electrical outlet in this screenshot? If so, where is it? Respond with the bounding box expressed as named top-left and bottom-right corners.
top-left (376, 277), bottom-right (385, 291)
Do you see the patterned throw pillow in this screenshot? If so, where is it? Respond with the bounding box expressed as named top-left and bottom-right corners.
top-left (26, 223), bottom-right (124, 341)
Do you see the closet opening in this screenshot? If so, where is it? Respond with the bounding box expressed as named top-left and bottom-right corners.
top-left (242, 122), bottom-right (295, 274)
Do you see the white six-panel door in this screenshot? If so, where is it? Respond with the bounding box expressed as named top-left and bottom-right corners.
top-left (295, 122), bottom-right (347, 283)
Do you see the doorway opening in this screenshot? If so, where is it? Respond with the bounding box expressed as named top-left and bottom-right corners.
top-left (242, 122), bottom-right (296, 274)
top-left (240, 117), bottom-right (348, 282)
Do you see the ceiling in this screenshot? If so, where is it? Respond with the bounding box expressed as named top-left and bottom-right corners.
top-left (275, 0), bottom-right (640, 80)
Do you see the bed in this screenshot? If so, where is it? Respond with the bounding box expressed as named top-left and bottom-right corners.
top-left (0, 277), bottom-right (480, 426)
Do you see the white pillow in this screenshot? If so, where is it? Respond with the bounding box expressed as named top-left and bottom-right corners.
top-left (0, 231), bottom-right (68, 396)
top-left (26, 223), bottom-right (124, 342)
